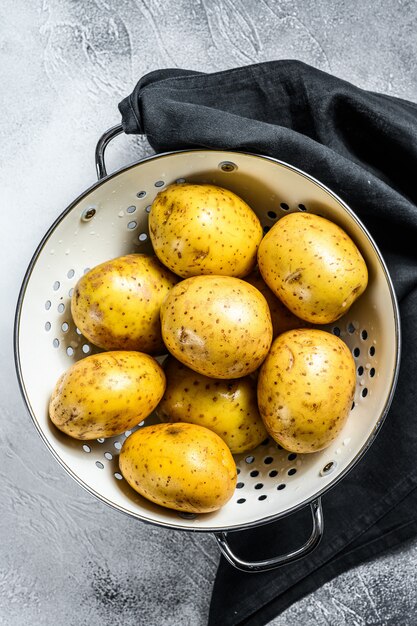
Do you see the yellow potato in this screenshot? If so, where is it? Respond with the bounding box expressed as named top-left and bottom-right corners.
top-left (119, 422), bottom-right (237, 513)
top-left (258, 213), bottom-right (368, 324)
top-left (149, 183), bottom-right (262, 278)
top-left (160, 275), bottom-right (273, 379)
top-left (257, 329), bottom-right (356, 453)
top-left (245, 268), bottom-right (309, 338)
top-left (49, 351), bottom-right (165, 440)
top-left (71, 254), bottom-right (178, 353)
top-left (156, 357), bottom-right (268, 454)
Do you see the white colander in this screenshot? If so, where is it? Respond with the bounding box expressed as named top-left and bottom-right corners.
top-left (14, 125), bottom-right (400, 572)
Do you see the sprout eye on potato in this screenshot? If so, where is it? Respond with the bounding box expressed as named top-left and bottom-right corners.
top-left (149, 183), bottom-right (263, 278)
top-left (245, 267), bottom-right (309, 338)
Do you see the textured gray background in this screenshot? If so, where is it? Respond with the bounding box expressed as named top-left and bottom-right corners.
top-left (1, 1), bottom-right (417, 624)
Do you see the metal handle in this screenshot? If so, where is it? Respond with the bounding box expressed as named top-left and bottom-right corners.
top-left (95, 124), bottom-right (124, 180)
top-left (214, 498), bottom-right (323, 573)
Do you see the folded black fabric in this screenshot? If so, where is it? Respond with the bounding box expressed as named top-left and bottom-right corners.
top-left (119, 61), bottom-right (417, 624)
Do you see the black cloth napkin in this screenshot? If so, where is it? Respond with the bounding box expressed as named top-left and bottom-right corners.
top-left (119, 61), bottom-right (417, 625)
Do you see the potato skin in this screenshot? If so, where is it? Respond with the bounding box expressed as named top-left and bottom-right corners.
top-left (245, 268), bottom-right (309, 338)
top-left (119, 422), bottom-right (237, 513)
top-left (257, 329), bottom-right (356, 453)
top-left (71, 254), bottom-right (178, 353)
top-left (156, 357), bottom-right (268, 454)
top-left (160, 275), bottom-right (273, 379)
top-left (49, 351), bottom-right (166, 440)
top-left (258, 213), bottom-right (368, 324)
top-left (149, 183), bottom-right (263, 278)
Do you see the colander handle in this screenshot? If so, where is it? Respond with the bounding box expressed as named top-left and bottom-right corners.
top-left (214, 498), bottom-right (323, 573)
top-left (95, 124), bottom-right (124, 179)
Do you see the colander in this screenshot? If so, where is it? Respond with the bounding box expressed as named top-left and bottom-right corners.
top-left (14, 124), bottom-right (400, 572)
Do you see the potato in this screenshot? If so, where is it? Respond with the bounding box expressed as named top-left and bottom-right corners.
top-left (149, 183), bottom-right (262, 278)
top-left (160, 275), bottom-right (273, 379)
top-left (245, 268), bottom-right (309, 338)
top-left (49, 351), bottom-right (165, 440)
top-left (258, 213), bottom-right (368, 324)
top-left (71, 254), bottom-right (178, 353)
top-left (156, 357), bottom-right (268, 454)
top-left (119, 422), bottom-right (237, 513)
top-left (257, 329), bottom-right (356, 453)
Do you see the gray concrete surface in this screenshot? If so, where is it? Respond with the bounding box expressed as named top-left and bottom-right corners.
top-left (1, 0), bottom-right (417, 624)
